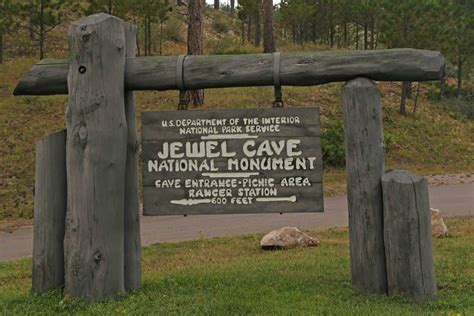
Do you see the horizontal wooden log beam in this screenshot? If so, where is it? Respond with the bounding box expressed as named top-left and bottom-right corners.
top-left (14, 49), bottom-right (445, 96)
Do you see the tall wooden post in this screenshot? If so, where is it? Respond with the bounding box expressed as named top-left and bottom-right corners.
top-left (64, 14), bottom-right (128, 301)
top-left (123, 22), bottom-right (141, 292)
top-left (341, 77), bottom-right (387, 294)
top-left (382, 170), bottom-right (437, 301)
top-left (32, 130), bottom-right (66, 293)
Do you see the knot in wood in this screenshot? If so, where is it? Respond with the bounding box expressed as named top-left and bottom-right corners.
top-left (78, 125), bottom-right (87, 141)
top-left (296, 58), bottom-right (313, 65)
top-left (114, 37), bottom-right (124, 50)
top-left (218, 71), bottom-right (231, 78)
top-left (80, 26), bottom-right (92, 42)
top-left (94, 251), bottom-right (102, 262)
top-left (78, 66), bottom-right (87, 74)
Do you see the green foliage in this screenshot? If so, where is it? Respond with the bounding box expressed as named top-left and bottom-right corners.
top-left (0, 0), bottom-right (16, 35)
top-left (321, 120), bottom-right (345, 167)
top-left (378, 0), bottom-right (437, 49)
top-left (83, 0), bottom-right (128, 17)
top-left (207, 37), bottom-right (259, 55)
top-left (212, 15), bottom-right (229, 34)
top-left (17, 0), bottom-right (78, 59)
top-left (278, 0), bottom-right (316, 46)
top-left (432, 91), bottom-right (474, 120)
top-left (162, 16), bottom-right (182, 43)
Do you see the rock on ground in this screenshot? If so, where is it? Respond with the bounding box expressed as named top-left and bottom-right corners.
top-left (260, 227), bottom-right (320, 250)
top-left (431, 208), bottom-right (448, 238)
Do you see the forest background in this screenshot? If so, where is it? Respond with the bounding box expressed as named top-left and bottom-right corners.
top-left (0, 0), bottom-right (473, 226)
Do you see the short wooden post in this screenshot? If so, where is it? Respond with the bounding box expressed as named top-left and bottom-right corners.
top-left (32, 130), bottom-right (66, 293)
top-left (382, 170), bottom-right (437, 301)
top-left (64, 14), bottom-right (128, 301)
top-left (123, 22), bottom-right (141, 292)
top-left (341, 77), bottom-right (387, 294)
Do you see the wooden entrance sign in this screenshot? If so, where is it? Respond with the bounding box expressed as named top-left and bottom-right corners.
top-left (13, 12), bottom-right (447, 303)
top-left (142, 107), bottom-right (323, 215)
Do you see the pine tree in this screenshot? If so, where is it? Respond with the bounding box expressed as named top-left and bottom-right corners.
top-left (0, 0), bottom-right (16, 64)
top-left (20, 0), bottom-right (77, 60)
top-left (263, 0), bottom-right (276, 53)
top-left (441, 1), bottom-right (474, 96)
top-left (378, 0), bottom-right (436, 115)
top-left (185, 0), bottom-right (204, 107)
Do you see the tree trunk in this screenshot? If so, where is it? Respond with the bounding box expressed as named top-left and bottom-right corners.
top-left (186, 0), bottom-right (204, 107)
top-left (370, 18), bottom-right (375, 49)
top-left (364, 22), bottom-right (368, 50)
top-left (39, 0), bottom-right (45, 59)
top-left (214, 0), bottom-right (219, 10)
top-left (406, 81), bottom-right (412, 98)
top-left (147, 18), bottom-right (152, 56)
top-left (355, 23), bottom-right (359, 49)
top-left (413, 83), bottom-right (421, 114)
top-left (107, 0), bottom-right (113, 14)
top-left (230, 0), bottom-right (235, 14)
top-left (457, 55), bottom-right (462, 97)
top-left (247, 15), bottom-right (252, 43)
top-left (159, 22), bottom-right (163, 56)
top-left (292, 25), bottom-right (296, 44)
top-left (29, 8), bottom-right (35, 40)
top-left (263, 0), bottom-right (275, 53)
top-left (400, 81), bottom-right (410, 116)
top-left (143, 17), bottom-right (148, 56)
top-left (329, 2), bottom-right (334, 48)
top-left (255, 8), bottom-right (261, 47)
top-left (0, 33), bottom-right (3, 64)
top-left (439, 75), bottom-right (445, 100)
top-left (343, 23), bottom-right (348, 48)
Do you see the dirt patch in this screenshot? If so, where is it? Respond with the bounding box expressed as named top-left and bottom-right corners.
top-left (425, 173), bottom-right (474, 186)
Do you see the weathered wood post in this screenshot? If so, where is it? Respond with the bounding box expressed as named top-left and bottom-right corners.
top-left (123, 22), bottom-right (141, 292)
top-left (32, 130), bottom-right (66, 293)
top-left (382, 170), bottom-right (437, 301)
top-left (341, 77), bottom-right (387, 294)
top-left (63, 14), bottom-right (128, 301)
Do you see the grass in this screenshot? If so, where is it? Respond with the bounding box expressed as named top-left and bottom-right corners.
top-left (0, 218), bottom-right (473, 315)
top-left (1, 58), bottom-right (474, 226)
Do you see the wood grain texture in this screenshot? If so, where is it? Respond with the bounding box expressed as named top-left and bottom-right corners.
top-left (63, 13), bottom-right (127, 301)
top-left (123, 22), bottom-right (141, 292)
top-left (14, 49), bottom-right (445, 95)
top-left (382, 170), bottom-right (437, 302)
top-left (32, 130), bottom-right (67, 294)
top-left (341, 77), bottom-right (387, 294)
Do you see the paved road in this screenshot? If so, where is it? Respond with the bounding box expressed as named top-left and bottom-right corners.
top-left (1, 183), bottom-right (472, 261)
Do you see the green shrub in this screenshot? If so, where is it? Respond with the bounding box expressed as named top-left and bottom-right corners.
top-left (212, 16), bottom-right (229, 34)
top-left (162, 18), bottom-right (183, 43)
top-left (321, 120), bottom-right (395, 167)
top-left (206, 37), bottom-right (260, 55)
top-left (321, 120), bottom-right (346, 167)
top-left (428, 84), bottom-right (474, 120)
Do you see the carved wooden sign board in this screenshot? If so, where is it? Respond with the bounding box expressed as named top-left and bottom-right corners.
top-left (141, 107), bottom-right (323, 215)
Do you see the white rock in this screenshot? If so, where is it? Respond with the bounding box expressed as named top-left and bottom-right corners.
top-left (260, 227), bottom-right (320, 249)
top-left (431, 208), bottom-right (448, 238)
